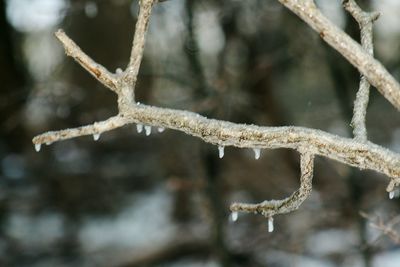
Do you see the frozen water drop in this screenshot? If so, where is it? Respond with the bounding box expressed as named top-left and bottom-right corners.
top-left (389, 191), bottom-right (395, 199)
top-left (253, 148), bottom-right (261, 160)
top-left (218, 146), bottom-right (224, 159)
top-left (136, 102), bottom-right (141, 105)
top-left (158, 127), bottom-right (165, 133)
top-left (46, 142), bottom-right (52, 146)
top-left (136, 124), bottom-right (143, 133)
top-left (93, 133), bottom-right (100, 141)
top-left (145, 126), bottom-right (152, 136)
top-left (230, 212), bottom-right (238, 222)
top-left (268, 217), bottom-right (274, 233)
top-left (115, 68), bottom-right (123, 74)
top-left (34, 144), bottom-right (41, 152)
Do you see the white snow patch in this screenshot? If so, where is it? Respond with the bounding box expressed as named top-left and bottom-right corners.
top-left (373, 250), bottom-right (400, 267)
top-left (306, 229), bottom-right (358, 256)
top-left (79, 189), bottom-right (175, 252)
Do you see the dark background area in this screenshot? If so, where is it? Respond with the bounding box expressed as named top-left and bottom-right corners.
top-left (1, 0), bottom-right (400, 266)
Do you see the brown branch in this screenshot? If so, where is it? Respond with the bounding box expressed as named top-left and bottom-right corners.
top-left (230, 152), bottom-right (314, 220)
top-left (344, 0), bottom-right (380, 142)
top-left (32, 115), bottom-right (126, 147)
top-left (121, 0), bottom-right (155, 103)
top-left (55, 30), bottom-right (119, 93)
top-left (278, 0), bottom-right (400, 110)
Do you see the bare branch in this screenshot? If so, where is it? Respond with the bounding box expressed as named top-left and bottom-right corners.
top-left (230, 152), bottom-right (314, 217)
top-left (344, 0), bottom-right (380, 142)
top-left (122, 0), bottom-right (155, 99)
top-left (278, 0), bottom-right (400, 110)
top-left (34, 102), bottom-right (400, 179)
top-left (55, 30), bottom-right (119, 93)
top-left (32, 115), bottom-right (126, 145)
top-left (360, 212), bottom-right (400, 244)
top-left (31, 0), bottom-right (400, 226)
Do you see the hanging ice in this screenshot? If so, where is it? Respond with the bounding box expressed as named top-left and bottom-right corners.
top-left (268, 217), bottom-right (274, 233)
top-left (253, 148), bottom-right (261, 160)
top-left (34, 144), bottom-right (41, 152)
top-left (389, 189), bottom-right (400, 199)
top-left (218, 146), bottom-right (224, 158)
top-left (136, 124), bottom-right (143, 133)
top-left (115, 68), bottom-right (123, 74)
top-left (158, 127), bottom-right (165, 133)
top-left (145, 126), bottom-right (152, 136)
top-left (93, 133), bottom-right (100, 141)
top-left (230, 211), bottom-right (238, 222)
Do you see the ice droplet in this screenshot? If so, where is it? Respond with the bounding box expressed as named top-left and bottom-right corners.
top-left (268, 217), bottom-right (274, 233)
top-left (389, 191), bottom-right (396, 199)
top-left (46, 142), bottom-right (52, 146)
top-left (93, 133), bottom-right (100, 141)
top-left (158, 127), bottom-right (165, 133)
top-left (218, 146), bottom-right (224, 158)
top-left (145, 126), bottom-right (152, 136)
top-left (230, 212), bottom-right (238, 222)
top-left (136, 124), bottom-right (143, 133)
top-left (115, 68), bottom-right (123, 74)
top-left (136, 102), bottom-right (141, 105)
top-left (253, 148), bottom-right (261, 160)
top-left (34, 144), bottom-right (41, 152)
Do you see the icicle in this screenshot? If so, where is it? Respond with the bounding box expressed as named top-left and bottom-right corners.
top-left (218, 146), bottom-right (224, 158)
top-left (34, 144), bottom-right (41, 152)
top-left (253, 148), bottom-right (261, 160)
top-left (158, 127), bottom-right (165, 133)
top-left (389, 189), bottom-right (400, 199)
top-left (145, 126), bottom-right (152, 136)
top-left (93, 133), bottom-right (100, 141)
top-left (268, 217), bottom-right (274, 233)
top-left (115, 68), bottom-right (123, 74)
top-left (136, 124), bottom-right (143, 133)
top-left (230, 211), bottom-right (238, 222)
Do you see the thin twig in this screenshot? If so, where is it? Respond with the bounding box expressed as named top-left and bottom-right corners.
top-left (230, 152), bottom-right (314, 217)
top-left (344, 0), bottom-right (380, 142)
top-left (278, 0), bottom-right (400, 110)
top-left (55, 30), bottom-right (119, 93)
top-left (122, 0), bottom-right (155, 102)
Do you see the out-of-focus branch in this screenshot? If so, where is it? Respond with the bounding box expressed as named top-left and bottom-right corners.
top-left (360, 212), bottom-right (400, 244)
top-left (344, 0), bottom-right (379, 142)
top-left (278, 0), bottom-right (400, 110)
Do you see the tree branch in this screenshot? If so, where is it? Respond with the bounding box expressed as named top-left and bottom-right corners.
top-left (121, 0), bottom-right (155, 102)
top-left (278, 0), bottom-right (400, 110)
top-left (55, 30), bottom-right (119, 93)
top-left (343, 0), bottom-right (379, 142)
top-left (230, 152), bottom-right (314, 220)
top-left (32, 0), bottom-right (400, 227)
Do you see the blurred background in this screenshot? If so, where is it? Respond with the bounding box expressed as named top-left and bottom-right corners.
top-left (1, 0), bottom-right (400, 266)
